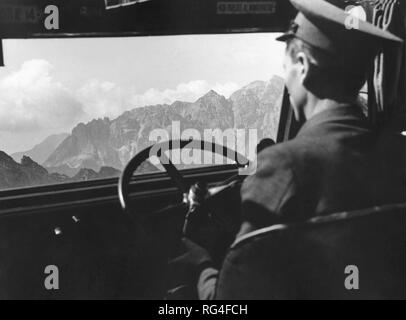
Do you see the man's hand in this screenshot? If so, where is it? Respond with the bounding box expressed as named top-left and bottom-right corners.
top-left (167, 238), bottom-right (218, 300)
top-left (169, 238), bottom-right (214, 280)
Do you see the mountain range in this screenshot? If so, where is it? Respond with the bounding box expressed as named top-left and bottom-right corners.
top-left (0, 152), bottom-right (60, 190)
top-left (0, 152), bottom-right (122, 190)
top-left (43, 76), bottom-right (284, 173)
top-left (1, 77), bottom-right (284, 190)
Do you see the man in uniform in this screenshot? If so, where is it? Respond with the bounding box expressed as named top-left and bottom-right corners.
top-left (173, 0), bottom-right (405, 300)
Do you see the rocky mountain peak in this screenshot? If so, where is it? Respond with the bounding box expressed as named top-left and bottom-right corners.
top-left (98, 166), bottom-right (121, 179)
top-left (21, 156), bottom-right (49, 176)
top-left (73, 168), bottom-right (98, 181)
top-left (199, 90), bottom-right (223, 101)
top-left (0, 150), bottom-right (14, 163)
top-left (0, 151), bottom-right (19, 170)
top-left (21, 156), bottom-right (37, 167)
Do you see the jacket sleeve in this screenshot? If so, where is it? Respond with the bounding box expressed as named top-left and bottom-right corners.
top-left (240, 147), bottom-right (299, 227)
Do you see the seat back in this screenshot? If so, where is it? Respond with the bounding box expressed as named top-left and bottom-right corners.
top-left (216, 204), bottom-right (406, 300)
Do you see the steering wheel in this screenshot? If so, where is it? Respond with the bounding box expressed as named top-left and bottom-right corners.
top-left (118, 139), bottom-right (251, 299)
top-left (118, 139), bottom-right (250, 214)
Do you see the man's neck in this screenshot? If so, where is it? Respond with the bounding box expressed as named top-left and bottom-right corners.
top-left (303, 95), bottom-right (355, 121)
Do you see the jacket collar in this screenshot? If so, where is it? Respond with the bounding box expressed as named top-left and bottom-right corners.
top-left (298, 103), bottom-right (368, 137)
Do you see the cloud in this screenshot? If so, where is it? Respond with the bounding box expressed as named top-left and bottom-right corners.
top-left (0, 59), bottom-right (241, 137)
top-left (76, 79), bottom-right (240, 119)
top-left (0, 59), bottom-right (86, 133)
top-left (77, 79), bottom-right (126, 119)
top-left (129, 80), bottom-right (240, 108)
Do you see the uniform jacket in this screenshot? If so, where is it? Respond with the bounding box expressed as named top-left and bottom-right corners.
top-left (241, 103), bottom-right (406, 228)
top-left (197, 102), bottom-right (406, 300)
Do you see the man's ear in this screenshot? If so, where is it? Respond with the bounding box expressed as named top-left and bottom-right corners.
top-left (295, 52), bottom-right (310, 85)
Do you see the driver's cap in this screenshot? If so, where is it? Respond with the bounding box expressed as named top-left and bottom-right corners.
top-left (277, 0), bottom-right (403, 64)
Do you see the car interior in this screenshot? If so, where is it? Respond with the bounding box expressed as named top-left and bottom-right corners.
top-left (0, 0), bottom-right (405, 300)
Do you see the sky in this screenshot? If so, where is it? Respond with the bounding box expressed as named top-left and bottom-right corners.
top-left (0, 33), bottom-right (285, 154)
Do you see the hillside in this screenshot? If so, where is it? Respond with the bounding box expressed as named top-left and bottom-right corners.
top-left (11, 133), bottom-right (69, 164)
top-left (0, 151), bottom-right (125, 190)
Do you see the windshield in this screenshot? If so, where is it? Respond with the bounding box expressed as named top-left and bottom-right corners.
top-left (0, 33), bottom-right (285, 190)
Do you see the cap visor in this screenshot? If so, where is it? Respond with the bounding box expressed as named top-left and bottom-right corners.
top-left (276, 32), bottom-right (295, 42)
